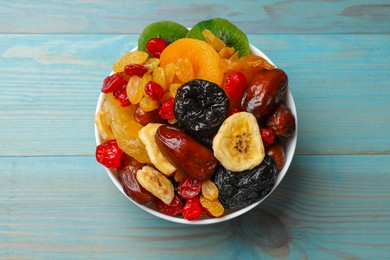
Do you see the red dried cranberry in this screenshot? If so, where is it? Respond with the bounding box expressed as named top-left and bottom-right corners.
top-left (158, 98), bottom-right (175, 120)
top-left (260, 128), bottom-right (275, 147)
top-left (146, 38), bottom-right (167, 58)
top-left (145, 81), bottom-right (164, 101)
top-left (124, 64), bottom-right (148, 77)
top-left (227, 107), bottom-right (241, 117)
top-left (224, 72), bottom-right (247, 99)
top-left (101, 73), bottom-right (126, 93)
top-left (178, 177), bottom-right (202, 199)
top-left (113, 80), bottom-right (131, 107)
top-left (156, 194), bottom-right (182, 216)
top-left (182, 197), bottom-right (203, 221)
top-left (95, 139), bottom-right (123, 169)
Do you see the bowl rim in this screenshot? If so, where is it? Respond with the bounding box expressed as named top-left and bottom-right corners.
top-left (94, 43), bottom-right (298, 225)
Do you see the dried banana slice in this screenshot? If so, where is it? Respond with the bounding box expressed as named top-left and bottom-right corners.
top-left (136, 166), bottom-right (174, 205)
top-left (212, 112), bottom-right (265, 172)
top-left (138, 123), bottom-right (176, 176)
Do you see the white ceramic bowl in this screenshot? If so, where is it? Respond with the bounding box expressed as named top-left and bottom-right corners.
top-left (95, 44), bottom-right (297, 225)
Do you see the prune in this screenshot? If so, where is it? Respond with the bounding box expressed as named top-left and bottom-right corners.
top-left (266, 102), bottom-right (296, 137)
top-left (174, 79), bottom-right (229, 142)
top-left (212, 156), bottom-right (276, 209)
top-left (241, 68), bottom-right (288, 120)
top-left (117, 154), bottom-right (155, 205)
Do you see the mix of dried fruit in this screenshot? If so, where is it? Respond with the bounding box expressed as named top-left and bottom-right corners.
top-left (95, 18), bottom-right (296, 221)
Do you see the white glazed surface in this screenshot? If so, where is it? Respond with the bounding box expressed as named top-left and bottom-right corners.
top-left (95, 44), bottom-right (297, 225)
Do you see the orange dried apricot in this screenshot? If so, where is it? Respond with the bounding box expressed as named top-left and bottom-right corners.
top-left (160, 38), bottom-right (223, 86)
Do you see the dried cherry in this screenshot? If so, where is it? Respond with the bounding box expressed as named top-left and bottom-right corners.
top-left (212, 156), bottom-right (276, 209)
top-left (174, 79), bottom-right (229, 142)
top-left (178, 177), bottom-right (202, 199)
top-left (95, 139), bottom-right (123, 169)
top-left (156, 194), bottom-right (182, 216)
top-left (182, 197), bottom-right (203, 221)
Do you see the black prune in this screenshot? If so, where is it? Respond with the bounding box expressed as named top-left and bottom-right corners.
top-left (174, 79), bottom-right (229, 142)
top-left (212, 156), bottom-right (276, 209)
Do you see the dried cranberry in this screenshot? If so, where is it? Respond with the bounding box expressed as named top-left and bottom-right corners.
top-left (227, 107), bottom-right (241, 117)
top-left (158, 97), bottom-right (175, 120)
top-left (113, 80), bottom-right (131, 107)
top-left (224, 72), bottom-right (247, 99)
top-left (124, 64), bottom-right (148, 77)
top-left (146, 38), bottom-right (166, 58)
top-left (101, 73), bottom-right (126, 93)
top-left (260, 128), bottom-right (275, 147)
top-left (178, 177), bottom-right (202, 199)
top-left (157, 194), bottom-right (182, 216)
top-left (182, 197), bottom-right (203, 221)
top-left (95, 139), bottom-right (123, 169)
top-left (145, 81), bottom-right (164, 101)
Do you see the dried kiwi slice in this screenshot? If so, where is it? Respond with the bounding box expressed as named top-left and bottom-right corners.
top-left (138, 21), bottom-right (189, 52)
top-left (186, 17), bottom-right (250, 57)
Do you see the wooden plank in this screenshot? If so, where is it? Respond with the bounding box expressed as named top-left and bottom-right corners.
top-left (0, 155), bottom-right (389, 258)
top-left (0, 34), bottom-right (389, 156)
top-left (0, 0), bottom-right (389, 34)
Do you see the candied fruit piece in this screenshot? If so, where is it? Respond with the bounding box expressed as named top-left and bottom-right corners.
top-left (113, 51), bottom-right (148, 73)
top-left (126, 75), bottom-right (143, 104)
top-left (95, 110), bottom-right (115, 141)
top-left (201, 29), bottom-right (226, 52)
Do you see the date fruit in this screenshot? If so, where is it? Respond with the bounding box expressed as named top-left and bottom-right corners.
top-left (241, 68), bottom-right (288, 119)
top-left (266, 102), bottom-right (296, 137)
top-left (155, 125), bottom-right (219, 181)
top-left (117, 154), bottom-right (155, 205)
top-left (134, 105), bottom-right (166, 126)
top-left (265, 137), bottom-right (286, 172)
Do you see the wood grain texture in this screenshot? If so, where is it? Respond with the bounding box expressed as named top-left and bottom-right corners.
top-left (0, 0), bottom-right (389, 34)
top-left (1, 155), bottom-right (389, 259)
top-left (0, 34), bottom-right (389, 156)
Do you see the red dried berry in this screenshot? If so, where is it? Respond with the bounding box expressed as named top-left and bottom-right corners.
top-left (260, 128), bottom-right (275, 147)
top-left (113, 80), bottom-right (131, 107)
top-left (124, 64), bottom-right (148, 77)
top-left (95, 139), bottom-right (123, 169)
top-left (178, 177), bottom-right (202, 199)
top-left (182, 197), bottom-right (203, 221)
top-left (157, 194), bottom-right (182, 216)
top-left (101, 73), bottom-right (126, 93)
top-left (224, 72), bottom-right (248, 99)
top-left (145, 80), bottom-right (164, 101)
top-left (158, 97), bottom-right (175, 120)
top-left (146, 38), bottom-right (167, 58)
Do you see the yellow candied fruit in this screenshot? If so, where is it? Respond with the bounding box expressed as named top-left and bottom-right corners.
top-left (126, 75), bottom-right (143, 104)
top-left (143, 58), bottom-right (160, 73)
top-left (139, 96), bottom-right (160, 112)
top-left (202, 29), bottom-right (226, 52)
top-left (219, 46), bottom-right (236, 59)
top-left (201, 180), bottom-right (219, 201)
top-left (152, 67), bottom-right (167, 90)
top-left (95, 110), bottom-right (115, 141)
top-left (112, 51), bottom-right (148, 73)
top-left (169, 83), bottom-right (182, 98)
top-left (164, 63), bottom-right (176, 87)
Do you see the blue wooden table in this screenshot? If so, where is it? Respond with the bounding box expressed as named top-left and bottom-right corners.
top-left (1, 1), bottom-right (389, 259)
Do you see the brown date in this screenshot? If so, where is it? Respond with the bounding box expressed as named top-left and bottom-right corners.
top-left (155, 125), bottom-right (219, 181)
top-left (266, 102), bottom-right (296, 137)
top-left (134, 105), bottom-right (165, 126)
top-left (117, 154), bottom-right (155, 205)
top-left (241, 68), bottom-right (288, 120)
top-left (265, 138), bottom-right (286, 172)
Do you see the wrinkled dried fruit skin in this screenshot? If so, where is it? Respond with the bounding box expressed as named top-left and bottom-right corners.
top-left (134, 105), bottom-right (166, 126)
top-left (212, 156), bottom-right (276, 209)
top-left (174, 79), bottom-right (229, 142)
top-left (155, 125), bottom-right (219, 181)
top-left (241, 69), bottom-right (288, 119)
top-left (266, 102), bottom-right (296, 137)
top-left (117, 154), bottom-right (155, 205)
top-left (265, 138), bottom-right (286, 172)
